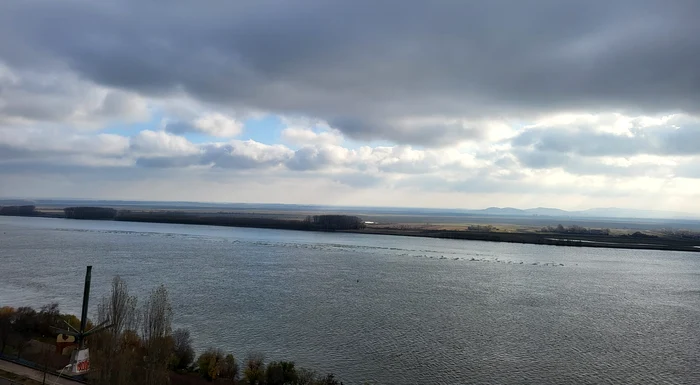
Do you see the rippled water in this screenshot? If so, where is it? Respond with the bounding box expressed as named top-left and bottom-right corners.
top-left (1, 216), bottom-right (699, 384)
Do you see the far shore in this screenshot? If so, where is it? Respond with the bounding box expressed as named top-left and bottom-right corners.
top-left (2, 205), bottom-right (700, 253)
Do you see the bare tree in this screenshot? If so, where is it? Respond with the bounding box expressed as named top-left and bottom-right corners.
top-left (101, 277), bottom-right (139, 335)
top-left (141, 285), bottom-right (173, 385)
top-left (12, 307), bottom-right (36, 359)
top-left (90, 276), bottom-right (139, 385)
top-left (171, 328), bottom-right (194, 371)
top-left (295, 368), bottom-right (318, 385)
top-left (37, 303), bottom-right (60, 336)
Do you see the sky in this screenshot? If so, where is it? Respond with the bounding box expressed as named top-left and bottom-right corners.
top-left (1, 0), bottom-right (700, 211)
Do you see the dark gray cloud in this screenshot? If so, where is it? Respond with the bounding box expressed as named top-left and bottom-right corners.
top-left (0, 145), bottom-right (35, 161)
top-left (0, 128), bottom-right (130, 168)
top-left (512, 129), bottom-right (647, 157)
top-left (200, 143), bottom-right (291, 169)
top-left (327, 117), bottom-right (485, 147)
top-left (162, 122), bottom-right (194, 136)
top-left (2, 0), bottom-right (698, 145)
top-left (0, 65), bottom-right (148, 125)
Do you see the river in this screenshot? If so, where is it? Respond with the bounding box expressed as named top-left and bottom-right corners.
top-left (1, 216), bottom-right (699, 384)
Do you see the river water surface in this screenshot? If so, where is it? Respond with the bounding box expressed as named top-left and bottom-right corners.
top-left (1, 216), bottom-right (699, 384)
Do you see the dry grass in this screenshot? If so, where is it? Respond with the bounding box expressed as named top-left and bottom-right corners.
top-left (366, 222), bottom-right (533, 233)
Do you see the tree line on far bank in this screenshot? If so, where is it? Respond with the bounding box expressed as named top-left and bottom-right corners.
top-left (1, 277), bottom-right (345, 385)
top-left (0, 205), bottom-right (366, 232)
top-left (0, 205), bottom-right (37, 216)
top-left (539, 224), bottom-right (611, 235)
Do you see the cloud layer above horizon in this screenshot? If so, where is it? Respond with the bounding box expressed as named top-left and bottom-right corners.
top-left (2, 0), bottom-right (700, 211)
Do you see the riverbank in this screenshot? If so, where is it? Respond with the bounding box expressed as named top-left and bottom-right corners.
top-left (2, 206), bottom-right (700, 253)
top-left (346, 227), bottom-right (700, 252)
top-left (1, 292), bottom-right (345, 385)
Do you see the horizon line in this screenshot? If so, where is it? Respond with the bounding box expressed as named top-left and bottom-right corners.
top-left (1, 196), bottom-right (698, 218)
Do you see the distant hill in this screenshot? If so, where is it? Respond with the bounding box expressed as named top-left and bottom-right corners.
top-left (477, 207), bottom-right (526, 216)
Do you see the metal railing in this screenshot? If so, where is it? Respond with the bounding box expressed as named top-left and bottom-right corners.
top-left (0, 354), bottom-right (86, 384)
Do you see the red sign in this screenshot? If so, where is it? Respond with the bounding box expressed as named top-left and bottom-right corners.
top-left (76, 359), bottom-right (90, 372)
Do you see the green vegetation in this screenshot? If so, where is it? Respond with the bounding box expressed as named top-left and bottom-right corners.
top-left (0, 276), bottom-right (345, 385)
top-left (0, 304), bottom-right (72, 371)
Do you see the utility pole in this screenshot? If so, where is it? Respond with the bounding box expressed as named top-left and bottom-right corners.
top-left (42, 339), bottom-right (48, 385)
top-left (53, 266), bottom-right (113, 376)
top-left (55, 266), bottom-right (110, 347)
top-left (78, 265), bottom-right (92, 349)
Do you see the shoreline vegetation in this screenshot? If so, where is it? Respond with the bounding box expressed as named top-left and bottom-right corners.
top-left (2, 205), bottom-right (700, 253)
top-left (0, 277), bottom-right (347, 385)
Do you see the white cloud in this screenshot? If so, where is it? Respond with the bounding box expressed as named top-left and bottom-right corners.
top-left (281, 127), bottom-right (343, 146)
top-left (279, 116), bottom-right (343, 146)
top-left (129, 130), bottom-right (200, 157)
top-left (193, 113), bottom-right (243, 137)
top-left (0, 127), bottom-right (129, 156)
top-left (165, 113), bottom-right (243, 138)
top-left (2, 104), bottom-right (700, 212)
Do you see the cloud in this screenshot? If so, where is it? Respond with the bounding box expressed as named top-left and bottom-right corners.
top-left (0, 125), bottom-right (480, 176)
top-left (128, 133), bottom-right (292, 169)
top-left (129, 130), bottom-right (200, 158)
top-left (283, 143), bottom-right (481, 174)
top-left (3, 1), bottom-right (698, 145)
top-left (99, 91), bottom-right (149, 122)
top-left (279, 116), bottom-right (344, 146)
top-left (281, 127), bottom-right (343, 146)
top-left (165, 113), bottom-right (243, 138)
top-left (285, 145), bottom-right (351, 171)
top-left (327, 117), bottom-right (486, 147)
top-left (0, 127), bottom-right (130, 167)
top-left (200, 141), bottom-right (292, 169)
top-left (0, 62), bottom-right (149, 127)
top-left (3, 1), bottom-right (700, 211)
top-left (511, 114), bottom-right (700, 158)
top-left (331, 172), bottom-right (385, 188)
